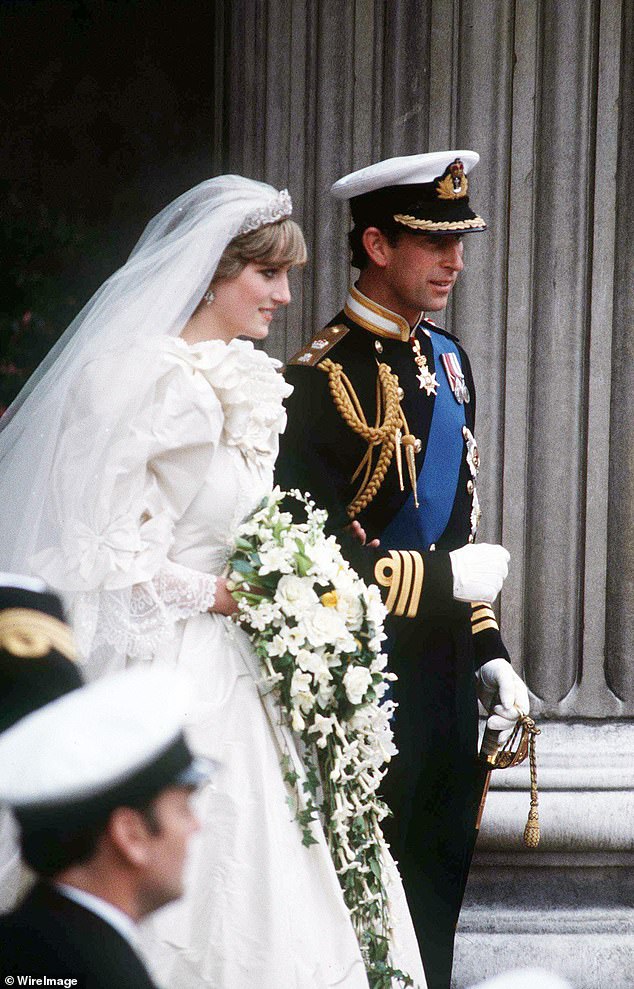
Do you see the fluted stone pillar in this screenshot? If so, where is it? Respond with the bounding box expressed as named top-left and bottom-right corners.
top-left (214, 2), bottom-right (634, 984)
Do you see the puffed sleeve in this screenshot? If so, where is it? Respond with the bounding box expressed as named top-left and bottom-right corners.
top-left (31, 339), bottom-right (224, 666)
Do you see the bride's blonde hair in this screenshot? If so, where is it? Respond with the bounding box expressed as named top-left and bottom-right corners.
top-left (212, 218), bottom-right (307, 284)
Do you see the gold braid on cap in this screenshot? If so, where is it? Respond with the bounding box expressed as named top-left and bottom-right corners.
top-left (0, 608), bottom-right (78, 662)
top-left (393, 214), bottom-right (486, 232)
top-left (318, 358), bottom-right (419, 518)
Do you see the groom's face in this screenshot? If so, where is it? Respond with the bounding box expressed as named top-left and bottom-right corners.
top-left (383, 232), bottom-right (464, 313)
top-left (366, 229), bottom-right (465, 323)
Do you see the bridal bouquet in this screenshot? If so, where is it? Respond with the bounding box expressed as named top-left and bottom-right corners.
top-left (227, 489), bottom-right (413, 989)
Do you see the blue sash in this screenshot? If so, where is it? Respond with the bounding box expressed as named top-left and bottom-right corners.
top-left (381, 329), bottom-right (466, 551)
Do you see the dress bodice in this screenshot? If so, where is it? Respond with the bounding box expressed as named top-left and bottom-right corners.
top-left (167, 337), bottom-right (286, 575)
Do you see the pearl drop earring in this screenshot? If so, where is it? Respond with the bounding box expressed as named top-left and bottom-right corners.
top-left (203, 290), bottom-right (215, 306)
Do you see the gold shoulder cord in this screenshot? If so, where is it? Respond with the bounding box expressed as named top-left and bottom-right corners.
top-left (481, 713), bottom-right (541, 848)
top-left (0, 608), bottom-right (78, 662)
top-left (318, 358), bottom-right (419, 518)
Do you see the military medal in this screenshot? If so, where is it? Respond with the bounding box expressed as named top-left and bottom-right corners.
top-left (411, 338), bottom-right (438, 396)
top-left (441, 352), bottom-right (470, 404)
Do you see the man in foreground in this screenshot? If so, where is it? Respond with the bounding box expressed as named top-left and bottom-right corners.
top-left (277, 150), bottom-right (529, 988)
top-left (0, 666), bottom-right (212, 988)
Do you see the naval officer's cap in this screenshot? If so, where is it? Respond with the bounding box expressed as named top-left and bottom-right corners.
top-left (0, 667), bottom-right (215, 837)
top-left (0, 573), bottom-right (83, 733)
top-left (331, 149), bottom-right (486, 234)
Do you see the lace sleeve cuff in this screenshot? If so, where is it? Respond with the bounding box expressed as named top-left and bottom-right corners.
top-left (149, 561), bottom-right (217, 620)
top-left (123, 561), bottom-right (217, 659)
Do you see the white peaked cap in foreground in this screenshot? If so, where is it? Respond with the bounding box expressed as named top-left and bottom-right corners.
top-left (0, 667), bottom-right (211, 810)
top-left (330, 150), bottom-right (480, 199)
top-left (0, 572), bottom-right (48, 593)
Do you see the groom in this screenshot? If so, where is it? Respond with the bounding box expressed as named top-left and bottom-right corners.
top-left (277, 150), bottom-right (529, 989)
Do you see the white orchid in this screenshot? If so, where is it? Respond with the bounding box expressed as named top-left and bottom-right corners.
top-left (258, 543), bottom-right (295, 575)
top-left (296, 648), bottom-right (329, 678)
top-left (308, 712), bottom-right (336, 748)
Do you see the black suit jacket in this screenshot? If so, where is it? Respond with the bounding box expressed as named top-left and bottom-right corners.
top-left (0, 882), bottom-right (158, 989)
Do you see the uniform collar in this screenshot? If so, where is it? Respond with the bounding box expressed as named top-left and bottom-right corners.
top-left (55, 882), bottom-right (138, 945)
top-left (344, 284), bottom-right (418, 342)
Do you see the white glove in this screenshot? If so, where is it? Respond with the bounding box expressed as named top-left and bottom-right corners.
top-left (449, 543), bottom-right (510, 603)
top-left (476, 657), bottom-right (530, 722)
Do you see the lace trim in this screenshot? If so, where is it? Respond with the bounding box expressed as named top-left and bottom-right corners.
top-left (74, 562), bottom-right (217, 666)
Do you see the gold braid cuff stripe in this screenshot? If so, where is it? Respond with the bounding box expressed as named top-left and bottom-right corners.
top-left (0, 608), bottom-right (78, 662)
top-left (393, 214), bottom-right (487, 231)
top-left (471, 603), bottom-right (499, 633)
top-left (471, 604), bottom-right (496, 621)
top-left (472, 618), bottom-right (499, 634)
top-left (374, 550), bottom-right (424, 618)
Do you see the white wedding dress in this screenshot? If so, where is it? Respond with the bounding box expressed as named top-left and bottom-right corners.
top-left (34, 335), bottom-right (426, 989)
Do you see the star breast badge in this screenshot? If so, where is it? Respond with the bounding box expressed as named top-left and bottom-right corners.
top-left (411, 338), bottom-right (439, 396)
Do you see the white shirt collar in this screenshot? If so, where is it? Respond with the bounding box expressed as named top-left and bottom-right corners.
top-left (55, 882), bottom-right (138, 946)
top-left (344, 283), bottom-right (419, 342)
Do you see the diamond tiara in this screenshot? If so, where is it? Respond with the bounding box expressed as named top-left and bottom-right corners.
top-left (237, 189), bottom-right (293, 236)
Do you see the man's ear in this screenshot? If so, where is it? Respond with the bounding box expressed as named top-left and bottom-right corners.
top-left (361, 227), bottom-right (391, 268)
top-left (107, 806), bottom-right (152, 868)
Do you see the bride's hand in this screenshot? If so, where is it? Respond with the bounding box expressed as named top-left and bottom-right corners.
top-left (210, 576), bottom-right (239, 616)
top-left (347, 520), bottom-right (380, 549)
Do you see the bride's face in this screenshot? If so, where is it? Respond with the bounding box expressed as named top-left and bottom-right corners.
top-left (209, 262), bottom-right (293, 342)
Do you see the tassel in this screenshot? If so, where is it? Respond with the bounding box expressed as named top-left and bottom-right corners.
top-left (483, 712), bottom-right (541, 849)
top-left (394, 428), bottom-right (404, 492)
top-left (523, 726), bottom-right (540, 848)
top-left (401, 434), bottom-right (419, 508)
top-left (523, 805), bottom-right (540, 848)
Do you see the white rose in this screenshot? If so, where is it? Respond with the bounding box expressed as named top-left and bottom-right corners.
top-left (334, 588), bottom-right (364, 629)
top-left (274, 574), bottom-right (318, 618)
top-left (343, 665), bottom-right (373, 706)
top-left (297, 604), bottom-right (351, 650)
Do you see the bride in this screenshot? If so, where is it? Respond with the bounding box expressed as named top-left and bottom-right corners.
top-left (0, 176), bottom-right (426, 988)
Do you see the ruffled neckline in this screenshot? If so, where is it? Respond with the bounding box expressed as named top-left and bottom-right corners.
top-left (158, 335), bottom-right (293, 467)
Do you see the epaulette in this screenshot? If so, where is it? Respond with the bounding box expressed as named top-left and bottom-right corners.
top-left (286, 324), bottom-right (350, 366)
